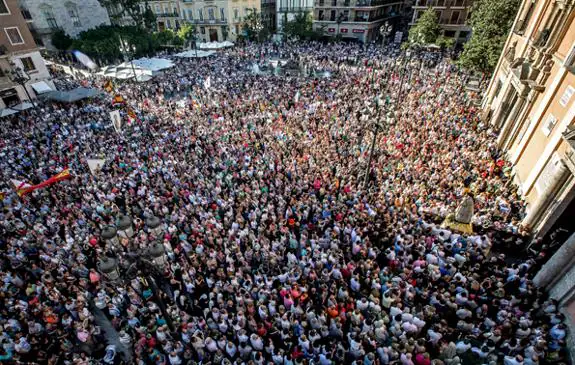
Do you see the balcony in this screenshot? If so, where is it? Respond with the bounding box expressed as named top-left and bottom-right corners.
top-left (355, 0), bottom-right (400, 7)
top-left (156, 12), bottom-right (179, 18)
top-left (21, 8), bottom-right (33, 21)
top-left (414, 0), bottom-right (449, 7)
top-left (279, 6), bottom-right (314, 11)
top-left (191, 19), bottom-right (227, 24)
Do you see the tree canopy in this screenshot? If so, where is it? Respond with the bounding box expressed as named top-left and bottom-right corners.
top-left (177, 23), bottom-right (196, 49)
top-left (97, 0), bottom-right (156, 31)
top-left (458, 0), bottom-right (521, 73)
top-left (51, 30), bottom-right (73, 51)
top-left (243, 10), bottom-right (267, 42)
top-left (408, 8), bottom-right (442, 46)
top-left (283, 12), bottom-right (314, 39)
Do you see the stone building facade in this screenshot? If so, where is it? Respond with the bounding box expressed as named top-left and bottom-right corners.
top-left (18, 0), bottom-right (111, 49)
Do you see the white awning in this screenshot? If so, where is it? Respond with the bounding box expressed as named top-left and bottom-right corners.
top-left (31, 81), bottom-right (52, 95)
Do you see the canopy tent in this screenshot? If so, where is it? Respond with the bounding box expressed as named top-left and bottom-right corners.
top-left (131, 57), bottom-right (174, 72)
top-left (198, 41), bottom-right (234, 50)
top-left (43, 87), bottom-right (102, 103)
top-left (10, 102), bottom-right (36, 111)
top-left (30, 81), bottom-right (53, 95)
top-left (174, 50), bottom-right (216, 58)
top-left (97, 63), bottom-right (154, 80)
top-left (0, 108), bottom-right (18, 118)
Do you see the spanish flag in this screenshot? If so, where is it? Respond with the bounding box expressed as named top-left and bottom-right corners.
top-left (104, 80), bottom-right (114, 93)
top-left (12, 169), bottom-right (72, 197)
top-left (127, 107), bottom-right (137, 122)
top-left (112, 94), bottom-right (125, 106)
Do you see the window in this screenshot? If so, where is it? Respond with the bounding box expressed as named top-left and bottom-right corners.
top-left (4, 27), bottom-right (24, 45)
top-left (494, 80), bottom-right (503, 98)
top-left (200, 26), bottom-right (205, 34)
top-left (198, 9), bottom-right (203, 21)
top-left (318, 10), bottom-right (324, 20)
top-left (40, 5), bottom-right (58, 29)
top-left (559, 86), bottom-right (574, 107)
top-left (330, 10), bottom-right (336, 21)
top-left (542, 114), bottom-right (557, 136)
top-left (450, 11), bottom-right (460, 24)
top-left (0, 0), bottom-right (9, 15)
top-left (187, 9), bottom-right (193, 20)
top-left (155, 4), bottom-right (161, 13)
top-left (166, 19), bottom-right (171, 28)
top-left (20, 57), bottom-right (35, 72)
top-left (66, 3), bottom-right (81, 27)
top-left (182, 10), bottom-right (186, 20)
top-left (220, 8), bottom-right (225, 20)
top-left (208, 8), bottom-right (215, 20)
top-left (565, 46), bottom-right (575, 72)
top-left (234, 8), bottom-right (239, 19)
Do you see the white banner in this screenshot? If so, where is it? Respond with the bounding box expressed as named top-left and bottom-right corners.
top-left (86, 159), bottom-right (106, 175)
top-left (110, 110), bottom-right (122, 133)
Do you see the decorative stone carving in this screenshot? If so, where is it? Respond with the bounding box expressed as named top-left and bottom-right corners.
top-left (505, 41), bottom-right (517, 62)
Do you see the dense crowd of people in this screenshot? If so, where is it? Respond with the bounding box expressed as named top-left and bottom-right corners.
top-left (0, 41), bottom-right (568, 365)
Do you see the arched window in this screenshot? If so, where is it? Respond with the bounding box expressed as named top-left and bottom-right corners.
top-left (39, 4), bottom-right (58, 29)
top-left (65, 2), bottom-right (81, 27)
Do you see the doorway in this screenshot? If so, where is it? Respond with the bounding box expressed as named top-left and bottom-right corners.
top-left (209, 28), bottom-right (218, 42)
top-left (0, 88), bottom-right (20, 108)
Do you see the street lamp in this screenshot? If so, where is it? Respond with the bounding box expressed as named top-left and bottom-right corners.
top-left (119, 36), bottom-right (137, 80)
top-left (148, 242), bottom-right (169, 271)
top-left (4, 61), bottom-right (34, 104)
top-left (145, 216), bottom-right (163, 237)
top-left (101, 225), bottom-right (121, 251)
top-left (379, 21), bottom-right (392, 46)
top-left (364, 95), bottom-right (384, 188)
top-left (117, 215), bottom-right (134, 238)
top-left (98, 257), bottom-right (121, 282)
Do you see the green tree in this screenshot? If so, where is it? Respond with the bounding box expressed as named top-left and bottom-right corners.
top-left (408, 8), bottom-right (441, 46)
top-left (283, 12), bottom-right (312, 39)
top-left (177, 23), bottom-right (196, 49)
top-left (243, 10), bottom-right (265, 42)
top-left (97, 0), bottom-right (156, 31)
top-left (458, 0), bottom-right (521, 73)
top-left (51, 30), bottom-right (73, 51)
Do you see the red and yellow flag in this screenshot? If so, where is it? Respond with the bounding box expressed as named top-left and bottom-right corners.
top-left (112, 94), bottom-right (125, 105)
top-left (104, 80), bottom-right (114, 93)
top-left (14, 169), bottom-right (72, 197)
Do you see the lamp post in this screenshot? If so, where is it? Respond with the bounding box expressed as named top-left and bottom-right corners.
top-left (98, 214), bottom-right (176, 333)
top-left (364, 95), bottom-right (384, 189)
top-left (119, 37), bottom-right (137, 80)
top-left (379, 21), bottom-right (392, 47)
top-left (4, 61), bottom-right (34, 105)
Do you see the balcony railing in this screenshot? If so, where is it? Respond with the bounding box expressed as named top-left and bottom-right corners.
top-left (279, 6), bottom-right (313, 11)
top-left (355, 0), bottom-right (400, 7)
top-left (414, 0), bottom-right (466, 6)
top-left (191, 19), bottom-right (227, 24)
top-left (156, 12), bottom-right (179, 17)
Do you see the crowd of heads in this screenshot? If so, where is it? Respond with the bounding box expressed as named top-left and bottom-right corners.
top-left (0, 41), bottom-right (568, 365)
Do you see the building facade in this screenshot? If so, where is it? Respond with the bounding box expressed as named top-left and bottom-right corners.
top-left (1, 0), bottom-right (52, 109)
top-left (262, 0), bottom-right (276, 33)
top-left (18, 0), bottom-right (111, 49)
top-left (482, 0), bottom-right (575, 238)
top-left (312, 0), bottom-right (404, 43)
top-left (276, 0), bottom-right (313, 32)
top-left (410, 0), bottom-right (472, 43)
top-left (179, 0), bottom-right (261, 42)
top-left (147, 0), bottom-right (182, 31)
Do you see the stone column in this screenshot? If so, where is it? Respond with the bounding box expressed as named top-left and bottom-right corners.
top-left (534, 233), bottom-right (575, 288)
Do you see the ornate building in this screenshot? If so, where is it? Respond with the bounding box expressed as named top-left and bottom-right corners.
top-left (483, 2), bottom-right (575, 355)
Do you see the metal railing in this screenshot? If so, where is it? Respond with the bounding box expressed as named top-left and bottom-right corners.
top-left (156, 12), bottom-right (179, 17)
top-left (355, 0), bottom-right (400, 7)
top-left (191, 19), bottom-right (227, 24)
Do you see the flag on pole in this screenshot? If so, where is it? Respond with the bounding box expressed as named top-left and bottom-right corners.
top-left (294, 91), bottom-right (300, 103)
top-left (104, 80), bottom-right (114, 93)
top-left (127, 108), bottom-right (137, 123)
top-left (112, 94), bottom-right (125, 106)
top-left (86, 159), bottom-right (106, 175)
top-left (12, 170), bottom-right (71, 197)
top-left (203, 76), bottom-right (211, 90)
top-left (72, 50), bottom-right (98, 70)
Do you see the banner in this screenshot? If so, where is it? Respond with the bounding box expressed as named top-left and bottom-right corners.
top-left (104, 80), bottom-right (114, 93)
top-left (12, 169), bottom-right (71, 197)
top-left (73, 50), bottom-right (97, 70)
top-left (112, 94), bottom-right (125, 106)
top-left (110, 110), bottom-right (122, 133)
top-left (86, 159), bottom-right (106, 175)
top-left (203, 76), bottom-right (211, 90)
